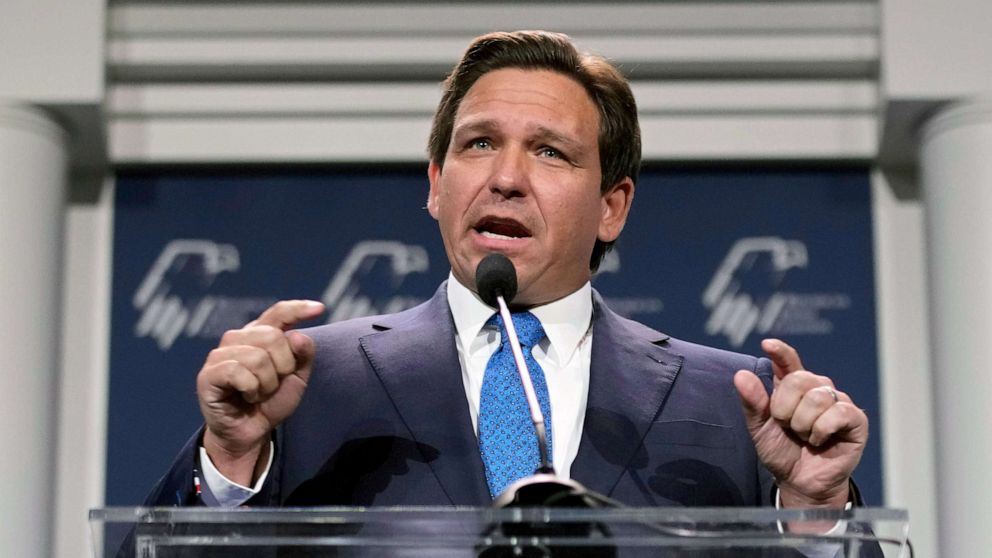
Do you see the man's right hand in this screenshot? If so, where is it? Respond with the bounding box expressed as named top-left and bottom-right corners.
top-left (197, 299), bottom-right (325, 486)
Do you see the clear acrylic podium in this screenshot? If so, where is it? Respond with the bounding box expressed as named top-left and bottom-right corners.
top-left (90, 507), bottom-right (910, 557)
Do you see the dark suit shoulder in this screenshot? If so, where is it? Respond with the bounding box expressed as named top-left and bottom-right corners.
top-left (663, 336), bottom-right (771, 378)
top-left (298, 285), bottom-right (446, 350)
top-left (299, 314), bottom-right (381, 344)
top-left (592, 290), bottom-right (770, 381)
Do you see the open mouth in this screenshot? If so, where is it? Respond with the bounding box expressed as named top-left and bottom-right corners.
top-left (474, 217), bottom-right (532, 241)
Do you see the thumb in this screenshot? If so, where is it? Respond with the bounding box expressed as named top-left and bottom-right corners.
top-left (734, 370), bottom-right (770, 436)
top-left (286, 330), bottom-right (316, 381)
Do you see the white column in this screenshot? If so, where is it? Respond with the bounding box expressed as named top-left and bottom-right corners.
top-left (920, 97), bottom-right (992, 557)
top-left (0, 103), bottom-right (67, 556)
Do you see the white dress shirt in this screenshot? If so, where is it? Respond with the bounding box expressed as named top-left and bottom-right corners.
top-left (446, 272), bottom-right (593, 479)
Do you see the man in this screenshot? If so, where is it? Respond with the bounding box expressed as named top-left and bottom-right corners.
top-left (147, 31), bottom-right (868, 516)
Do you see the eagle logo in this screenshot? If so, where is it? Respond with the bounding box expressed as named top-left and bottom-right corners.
top-left (702, 237), bottom-right (810, 347)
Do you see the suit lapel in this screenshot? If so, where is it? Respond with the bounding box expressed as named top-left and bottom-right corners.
top-left (571, 290), bottom-right (683, 497)
top-left (358, 283), bottom-right (491, 505)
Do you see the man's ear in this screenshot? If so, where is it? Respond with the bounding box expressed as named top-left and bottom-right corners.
top-left (598, 177), bottom-right (635, 243)
top-left (427, 160), bottom-right (442, 220)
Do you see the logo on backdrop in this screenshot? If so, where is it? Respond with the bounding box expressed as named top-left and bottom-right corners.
top-left (321, 240), bottom-right (430, 323)
top-left (133, 239), bottom-right (431, 350)
top-left (702, 237), bottom-right (850, 347)
top-left (133, 240), bottom-right (275, 350)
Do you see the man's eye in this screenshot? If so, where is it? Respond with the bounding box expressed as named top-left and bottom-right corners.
top-left (539, 147), bottom-right (563, 160)
top-left (470, 139), bottom-right (492, 150)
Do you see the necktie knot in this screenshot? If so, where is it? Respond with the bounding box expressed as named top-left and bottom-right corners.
top-left (488, 311), bottom-right (545, 348)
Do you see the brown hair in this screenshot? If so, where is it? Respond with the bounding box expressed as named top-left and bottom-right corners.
top-left (428, 31), bottom-right (641, 271)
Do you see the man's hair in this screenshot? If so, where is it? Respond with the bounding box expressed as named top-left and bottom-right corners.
top-left (428, 30), bottom-right (641, 272)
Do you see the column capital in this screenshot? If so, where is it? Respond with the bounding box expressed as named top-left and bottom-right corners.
top-left (0, 102), bottom-right (67, 146)
top-left (921, 96), bottom-right (992, 143)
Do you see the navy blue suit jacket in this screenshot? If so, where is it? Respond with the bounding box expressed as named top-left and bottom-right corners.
top-left (147, 283), bottom-right (777, 508)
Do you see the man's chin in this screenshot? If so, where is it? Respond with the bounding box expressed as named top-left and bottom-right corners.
top-left (452, 253), bottom-right (581, 306)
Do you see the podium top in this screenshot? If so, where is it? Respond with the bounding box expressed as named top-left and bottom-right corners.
top-left (91, 506), bottom-right (910, 557)
top-left (92, 505), bottom-right (906, 523)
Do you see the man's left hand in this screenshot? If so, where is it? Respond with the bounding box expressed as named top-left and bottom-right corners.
top-left (734, 339), bottom-right (868, 509)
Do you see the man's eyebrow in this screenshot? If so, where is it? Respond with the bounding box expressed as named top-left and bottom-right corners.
top-left (531, 125), bottom-right (585, 153)
top-left (451, 119), bottom-right (499, 138)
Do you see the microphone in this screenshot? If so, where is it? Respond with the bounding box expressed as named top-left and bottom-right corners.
top-left (475, 253), bottom-right (517, 308)
top-left (474, 254), bottom-right (618, 509)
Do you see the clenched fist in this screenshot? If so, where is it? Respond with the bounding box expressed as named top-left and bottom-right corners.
top-left (197, 300), bottom-right (325, 486)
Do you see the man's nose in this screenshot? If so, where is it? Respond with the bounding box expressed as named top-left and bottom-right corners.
top-left (488, 147), bottom-right (531, 198)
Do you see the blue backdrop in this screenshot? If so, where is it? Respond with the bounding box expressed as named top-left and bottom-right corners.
top-left (108, 167), bottom-right (881, 506)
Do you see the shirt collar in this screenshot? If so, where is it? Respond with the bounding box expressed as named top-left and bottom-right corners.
top-left (446, 271), bottom-right (593, 366)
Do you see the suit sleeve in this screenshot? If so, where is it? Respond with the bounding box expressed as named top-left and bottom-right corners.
top-left (141, 426), bottom-right (283, 507)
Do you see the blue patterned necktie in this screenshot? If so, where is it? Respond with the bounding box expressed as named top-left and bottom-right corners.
top-left (478, 311), bottom-right (553, 498)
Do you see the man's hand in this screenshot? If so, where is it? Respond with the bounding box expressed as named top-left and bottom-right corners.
top-left (197, 300), bottom-right (325, 486)
top-left (734, 339), bottom-right (868, 509)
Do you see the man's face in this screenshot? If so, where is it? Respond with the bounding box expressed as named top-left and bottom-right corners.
top-left (428, 68), bottom-right (634, 306)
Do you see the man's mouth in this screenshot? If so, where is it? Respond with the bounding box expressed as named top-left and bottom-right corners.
top-left (474, 217), bottom-right (532, 241)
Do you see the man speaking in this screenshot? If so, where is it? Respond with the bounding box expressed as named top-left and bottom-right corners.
top-left (146, 30), bottom-right (868, 514)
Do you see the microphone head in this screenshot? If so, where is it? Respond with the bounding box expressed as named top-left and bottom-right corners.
top-left (475, 253), bottom-right (517, 308)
